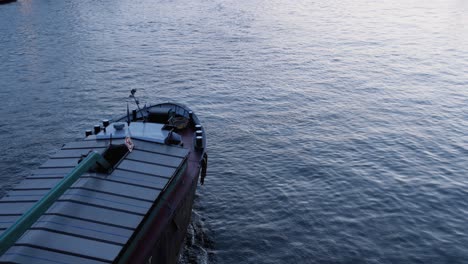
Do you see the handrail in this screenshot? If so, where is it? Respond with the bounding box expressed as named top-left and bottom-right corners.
top-left (0, 151), bottom-right (111, 255)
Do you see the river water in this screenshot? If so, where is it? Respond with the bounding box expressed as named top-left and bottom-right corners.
top-left (1, 0), bottom-right (467, 263)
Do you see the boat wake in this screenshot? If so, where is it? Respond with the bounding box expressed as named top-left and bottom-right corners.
top-left (178, 209), bottom-right (214, 264)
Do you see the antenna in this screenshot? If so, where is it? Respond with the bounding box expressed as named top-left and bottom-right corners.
top-left (129, 89), bottom-right (142, 111)
top-left (129, 89), bottom-right (144, 121)
top-left (126, 103), bottom-right (131, 126)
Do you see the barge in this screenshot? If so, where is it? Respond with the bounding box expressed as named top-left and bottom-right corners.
top-left (0, 90), bottom-right (208, 263)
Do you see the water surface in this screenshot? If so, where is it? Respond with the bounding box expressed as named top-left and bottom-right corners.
top-left (1, 0), bottom-right (467, 263)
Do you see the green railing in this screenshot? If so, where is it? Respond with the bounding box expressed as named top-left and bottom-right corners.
top-left (0, 151), bottom-right (111, 256)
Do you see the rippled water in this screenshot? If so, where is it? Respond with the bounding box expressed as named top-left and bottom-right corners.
top-left (1, 0), bottom-right (467, 263)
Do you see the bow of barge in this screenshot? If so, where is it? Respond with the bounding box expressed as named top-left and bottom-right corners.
top-left (0, 98), bottom-right (207, 264)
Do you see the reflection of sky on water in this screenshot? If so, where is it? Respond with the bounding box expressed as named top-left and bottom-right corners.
top-left (0, 0), bottom-right (467, 263)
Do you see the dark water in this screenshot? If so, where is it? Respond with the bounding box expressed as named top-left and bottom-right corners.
top-left (1, 0), bottom-right (468, 263)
